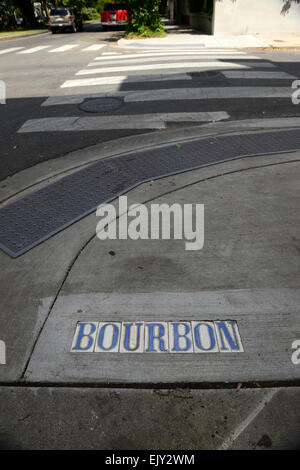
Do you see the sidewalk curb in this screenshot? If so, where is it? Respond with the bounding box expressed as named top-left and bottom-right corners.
top-left (117, 36), bottom-right (270, 50)
top-left (1, 118), bottom-right (300, 204)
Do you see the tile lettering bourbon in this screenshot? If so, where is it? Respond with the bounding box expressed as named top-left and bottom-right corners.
top-left (71, 321), bottom-right (244, 354)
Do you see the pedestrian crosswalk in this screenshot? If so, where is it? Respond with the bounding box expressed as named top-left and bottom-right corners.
top-left (17, 47), bottom-right (299, 134)
top-left (76, 61), bottom-right (250, 76)
top-left (49, 44), bottom-right (78, 53)
top-left (221, 70), bottom-right (297, 79)
top-left (0, 44), bottom-right (106, 55)
top-left (0, 46), bottom-right (24, 55)
top-left (18, 45), bottom-right (51, 54)
top-left (60, 73), bottom-right (192, 89)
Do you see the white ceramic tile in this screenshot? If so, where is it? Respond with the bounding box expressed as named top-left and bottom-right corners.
top-left (144, 322), bottom-right (169, 353)
top-left (94, 322), bottom-right (121, 352)
top-left (169, 322), bottom-right (193, 353)
top-left (71, 322), bottom-right (98, 352)
top-left (191, 321), bottom-right (219, 353)
top-left (214, 321), bottom-right (244, 353)
top-left (120, 322), bottom-right (144, 353)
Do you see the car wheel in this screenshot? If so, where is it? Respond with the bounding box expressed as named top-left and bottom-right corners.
top-left (71, 23), bottom-right (77, 33)
top-left (51, 28), bottom-right (57, 34)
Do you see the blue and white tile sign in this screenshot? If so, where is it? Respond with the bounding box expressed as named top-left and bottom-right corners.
top-left (71, 321), bottom-right (244, 353)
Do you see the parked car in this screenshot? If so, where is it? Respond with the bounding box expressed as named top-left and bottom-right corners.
top-left (100, 3), bottom-right (128, 29)
top-left (49, 7), bottom-right (83, 34)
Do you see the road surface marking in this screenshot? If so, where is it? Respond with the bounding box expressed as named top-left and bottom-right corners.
top-left (82, 44), bottom-right (106, 51)
top-left (18, 46), bottom-right (50, 54)
top-left (88, 55), bottom-right (260, 67)
top-left (0, 47), bottom-right (24, 55)
top-left (49, 45), bottom-right (77, 52)
top-left (222, 70), bottom-right (297, 79)
top-left (53, 86), bottom-right (292, 101)
top-left (226, 61), bottom-right (276, 68)
top-left (18, 112), bottom-right (230, 132)
top-left (76, 61), bottom-right (249, 75)
top-left (60, 73), bottom-right (192, 89)
top-left (94, 51), bottom-right (250, 60)
top-left (124, 86), bottom-right (292, 102)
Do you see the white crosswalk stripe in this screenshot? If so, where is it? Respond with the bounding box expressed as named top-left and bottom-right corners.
top-left (222, 70), bottom-right (297, 79)
top-left (0, 44), bottom-right (107, 55)
top-left (93, 51), bottom-right (251, 60)
top-left (0, 47), bottom-right (24, 55)
top-left (60, 73), bottom-right (191, 89)
top-left (18, 45), bottom-right (51, 54)
top-left (227, 61), bottom-right (276, 68)
top-left (49, 45), bottom-right (77, 52)
top-left (18, 112), bottom-right (230, 132)
top-left (82, 44), bottom-right (106, 51)
top-left (18, 48), bottom-right (295, 134)
top-left (88, 55), bottom-right (259, 67)
top-left (53, 86), bottom-right (292, 102)
top-left (76, 61), bottom-right (250, 76)
top-left (124, 87), bottom-right (292, 102)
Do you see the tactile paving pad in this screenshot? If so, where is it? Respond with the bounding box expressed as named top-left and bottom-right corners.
top-left (1, 129), bottom-right (300, 257)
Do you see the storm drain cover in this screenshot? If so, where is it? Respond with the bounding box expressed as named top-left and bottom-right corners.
top-left (0, 129), bottom-right (300, 258)
top-left (79, 97), bottom-right (124, 113)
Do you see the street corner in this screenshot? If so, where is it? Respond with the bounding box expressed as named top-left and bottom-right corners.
top-left (18, 153), bottom-right (300, 386)
top-left (1, 0), bottom-right (300, 451)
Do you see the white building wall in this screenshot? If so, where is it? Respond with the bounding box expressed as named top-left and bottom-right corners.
top-left (213, 0), bottom-right (300, 34)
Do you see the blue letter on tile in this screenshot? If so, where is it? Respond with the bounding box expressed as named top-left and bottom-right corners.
top-left (146, 323), bottom-right (167, 352)
top-left (215, 321), bottom-right (240, 351)
top-left (124, 323), bottom-right (143, 351)
top-left (172, 323), bottom-right (191, 352)
top-left (194, 323), bottom-right (216, 351)
top-left (97, 323), bottom-right (119, 351)
top-left (72, 322), bottom-right (96, 351)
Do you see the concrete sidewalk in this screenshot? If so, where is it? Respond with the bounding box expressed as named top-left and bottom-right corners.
top-left (118, 26), bottom-right (300, 50)
top-left (256, 32), bottom-right (300, 49)
top-left (118, 33), bottom-right (269, 50)
top-left (0, 121), bottom-right (299, 448)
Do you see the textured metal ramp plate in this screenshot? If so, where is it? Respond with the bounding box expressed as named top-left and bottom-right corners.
top-left (0, 129), bottom-right (300, 258)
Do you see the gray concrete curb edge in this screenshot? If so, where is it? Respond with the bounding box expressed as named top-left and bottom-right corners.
top-left (2, 118), bottom-right (300, 205)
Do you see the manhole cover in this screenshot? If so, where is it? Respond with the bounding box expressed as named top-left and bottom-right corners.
top-left (79, 97), bottom-right (124, 113)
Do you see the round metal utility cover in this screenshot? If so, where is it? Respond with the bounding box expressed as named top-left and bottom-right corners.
top-left (79, 97), bottom-right (123, 113)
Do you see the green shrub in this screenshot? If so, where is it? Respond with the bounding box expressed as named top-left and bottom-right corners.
top-left (126, 0), bottom-right (165, 34)
top-left (81, 7), bottom-right (100, 21)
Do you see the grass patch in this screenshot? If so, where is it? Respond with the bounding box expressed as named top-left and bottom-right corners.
top-left (124, 28), bottom-right (167, 39)
top-left (0, 29), bottom-right (47, 39)
top-left (83, 19), bottom-right (100, 24)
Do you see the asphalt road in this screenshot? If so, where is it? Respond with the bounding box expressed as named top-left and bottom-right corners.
top-left (0, 22), bottom-right (300, 180)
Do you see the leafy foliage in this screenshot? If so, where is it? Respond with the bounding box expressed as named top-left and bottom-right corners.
top-left (0, 0), bottom-right (38, 28)
top-left (61, 0), bottom-right (104, 14)
top-left (81, 7), bottom-right (100, 20)
top-left (126, 0), bottom-right (165, 35)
